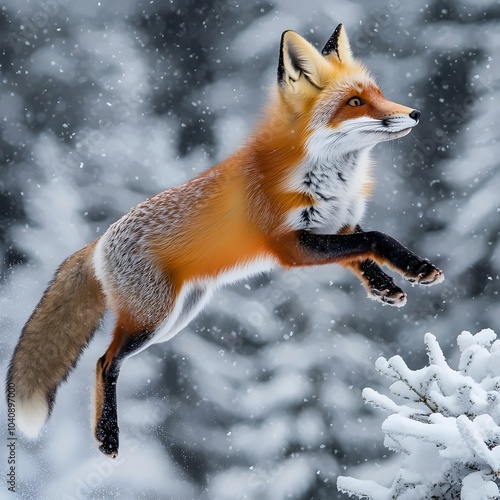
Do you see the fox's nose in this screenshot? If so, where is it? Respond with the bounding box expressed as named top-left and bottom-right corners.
top-left (409, 109), bottom-right (421, 122)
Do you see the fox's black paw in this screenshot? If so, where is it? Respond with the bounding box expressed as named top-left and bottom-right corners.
top-left (361, 262), bottom-right (407, 307)
top-left (370, 287), bottom-right (407, 307)
top-left (95, 419), bottom-right (119, 458)
top-left (404, 259), bottom-right (444, 286)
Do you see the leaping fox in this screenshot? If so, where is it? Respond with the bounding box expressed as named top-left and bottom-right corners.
top-left (7, 24), bottom-right (444, 457)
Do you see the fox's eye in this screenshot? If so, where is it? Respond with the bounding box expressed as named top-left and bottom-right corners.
top-left (347, 97), bottom-right (365, 107)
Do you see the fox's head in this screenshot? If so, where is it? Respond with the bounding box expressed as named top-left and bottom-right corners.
top-left (277, 24), bottom-right (420, 154)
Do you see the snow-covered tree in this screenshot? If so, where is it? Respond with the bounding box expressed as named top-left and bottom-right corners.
top-left (338, 329), bottom-right (500, 499)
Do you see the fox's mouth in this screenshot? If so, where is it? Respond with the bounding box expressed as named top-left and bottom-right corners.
top-left (371, 127), bottom-right (413, 142)
top-left (387, 127), bottom-right (413, 138)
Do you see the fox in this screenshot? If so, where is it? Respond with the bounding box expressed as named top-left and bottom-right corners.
top-left (7, 24), bottom-right (444, 458)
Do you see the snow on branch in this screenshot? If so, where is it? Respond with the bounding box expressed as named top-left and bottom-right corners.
top-left (337, 329), bottom-right (500, 499)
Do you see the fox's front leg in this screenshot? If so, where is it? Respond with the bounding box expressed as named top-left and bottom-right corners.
top-left (338, 225), bottom-right (406, 307)
top-left (275, 229), bottom-right (444, 296)
top-left (349, 258), bottom-right (407, 307)
top-left (300, 229), bottom-right (443, 284)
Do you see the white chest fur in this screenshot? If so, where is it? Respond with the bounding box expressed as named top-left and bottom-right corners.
top-left (284, 134), bottom-right (373, 234)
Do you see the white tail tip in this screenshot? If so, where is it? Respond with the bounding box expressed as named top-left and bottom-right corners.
top-left (15, 393), bottom-right (49, 439)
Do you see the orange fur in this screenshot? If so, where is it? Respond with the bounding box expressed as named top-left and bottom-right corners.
top-left (8, 25), bottom-right (442, 458)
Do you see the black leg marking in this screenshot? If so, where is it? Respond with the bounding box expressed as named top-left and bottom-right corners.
top-left (359, 259), bottom-right (407, 307)
top-left (96, 360), bottom-right (120, 457)
top-left (96, 331), bottom-right (153, 457)
top-left (298, 229), bottom-right (444, 285)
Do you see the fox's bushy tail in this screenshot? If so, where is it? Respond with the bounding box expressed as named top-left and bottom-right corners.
top-left (6, 241), bottom-right (106, 438)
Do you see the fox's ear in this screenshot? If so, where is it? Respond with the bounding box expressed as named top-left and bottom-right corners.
top-left (322, 24), bottom-right (354, 65)
top-left (278, 30), bottom-right (329, 93)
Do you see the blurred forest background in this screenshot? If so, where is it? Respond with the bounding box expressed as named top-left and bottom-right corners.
top-left (0, 0), bottom-right (498, 499)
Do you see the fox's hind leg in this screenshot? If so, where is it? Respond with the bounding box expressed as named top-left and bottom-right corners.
top-left (93, 316), bottom-right (153, 457)
top-left (92, 282), bottom-right (212, 457)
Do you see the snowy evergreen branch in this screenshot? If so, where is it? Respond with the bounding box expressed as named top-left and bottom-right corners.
top-left (337, 329), bottom-right (500, 499)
